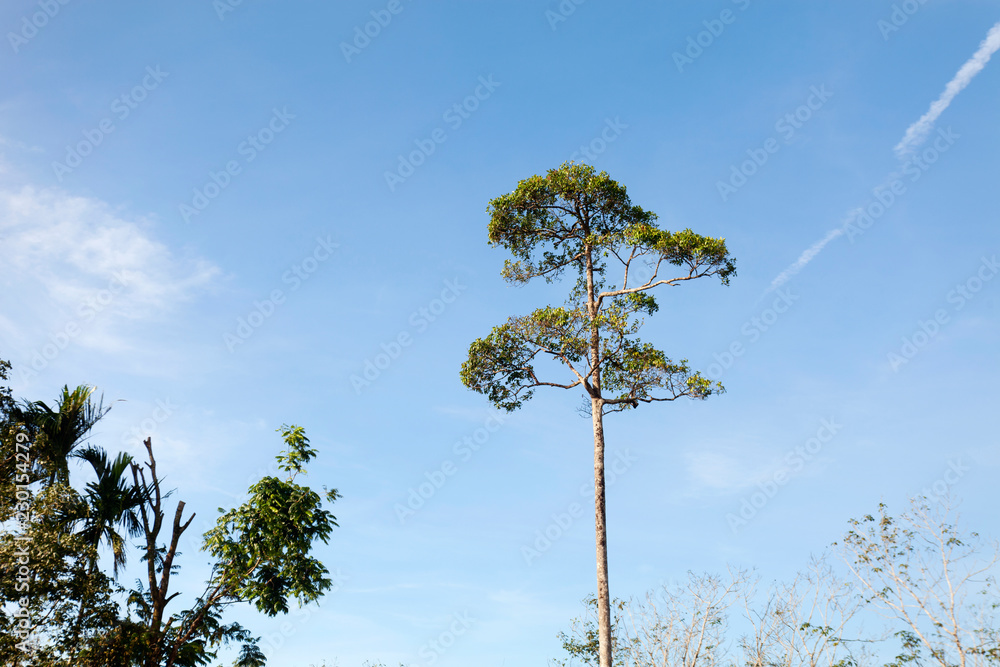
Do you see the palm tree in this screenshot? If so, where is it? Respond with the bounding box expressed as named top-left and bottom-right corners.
top-left (66, 445), bottom-right (150, 662)
top-left (74, 445), bottom-right (147, 576)
top-left (16, 385), bottom-right (110, 487)
top-left (20, 385), bottom-right (145, 659)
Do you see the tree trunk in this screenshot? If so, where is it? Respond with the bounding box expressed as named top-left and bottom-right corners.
top-left (591, 396), bottom-right (613, 667)
top-left (582, 222), bottom-right (612, 667)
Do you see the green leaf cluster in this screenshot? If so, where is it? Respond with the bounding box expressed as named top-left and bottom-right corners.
top-left (203, 425), bottom-right (340, 617)
top-left (487, 163), bottom-right (734, 288)
top-left (464, 163), bottom-right (734, 414)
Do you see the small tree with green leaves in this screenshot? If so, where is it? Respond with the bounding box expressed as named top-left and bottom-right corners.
top-left (551, 595), bottom-right (629, 667)
top-left (461, 163), bottom-right (736, 667)
top-left (131, 424), bottom-right (341, 667)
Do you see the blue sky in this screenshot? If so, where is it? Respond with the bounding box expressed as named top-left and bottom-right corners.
top-left (2, 1), bottom-right (999, 664)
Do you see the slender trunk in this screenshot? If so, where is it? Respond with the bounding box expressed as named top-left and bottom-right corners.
top-left (592, 396), bottom-right (613, 667)
top-left (583, 220), bottom-right (613, 667)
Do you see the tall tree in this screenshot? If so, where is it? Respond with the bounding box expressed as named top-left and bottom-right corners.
top-left (461, 163), bottom-right (736, 667)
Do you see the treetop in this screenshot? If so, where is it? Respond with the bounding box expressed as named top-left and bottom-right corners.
top-left (486, 162), bottom-right (735, 289)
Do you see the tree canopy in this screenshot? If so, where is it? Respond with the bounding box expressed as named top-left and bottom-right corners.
top-left (462, 162), bottom-right (736, 414)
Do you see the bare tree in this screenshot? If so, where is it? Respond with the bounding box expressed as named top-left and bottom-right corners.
top-left (623, 569), bottom-right (745, 667)
top-left (836, 496), bottom-right (1000, 667)
top-left (556, 559), bottom-right (879, 667)
top-left (738, 556), bottom-right (874, 667)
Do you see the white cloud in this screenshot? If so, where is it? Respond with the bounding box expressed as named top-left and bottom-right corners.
top-left (685, 449), bottom-right (761, 492)
top-left (0, 185), bottom-right (219, 369)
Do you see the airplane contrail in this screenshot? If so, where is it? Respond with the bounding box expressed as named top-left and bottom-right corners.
top-left (895, 20), bottom-right (1000, 159)
top-left (762, 19), bottom-right (1000, 296)
top-left (767, 227), bottom-right (845, 292)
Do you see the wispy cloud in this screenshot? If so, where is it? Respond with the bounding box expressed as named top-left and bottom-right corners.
top-left (0, 186), bottom-right (219, 364)
top-left (895, 21), bottom-right (1000, 159)
top-left (686, 450), bottom-right (752, 492)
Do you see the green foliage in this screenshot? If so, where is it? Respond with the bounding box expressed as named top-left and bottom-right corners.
top-left (0, 367), bottom-right (341, 667)
top-left (461, 305), bottom-right (589, 412)
top-left (71, 445), bottom-right (147, 576)
top-left (12, 385), bottom-right (111, 487)
top-left (203, 425), bottom-right (340, 616)
top-left (551, 596), bottom-right (629, 667)
top-left (463, 163), bottom-right (733, 414)
top-left (0, 483), bottom-right (125, 665)
top-left (486, 163), bottom-right (735, 288)
top-left (885, 629), bottom-right (924, 667)
top-left (487, 163), bottom-right (658, 285)
top-left (0, 376), bottom-right (136, 665)
top-left (275, 424), bottom-right (317, 476)
top-left (0, 357), bottom-right (13, 417)
top-left (131, 589), bottom-right (263, 667)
